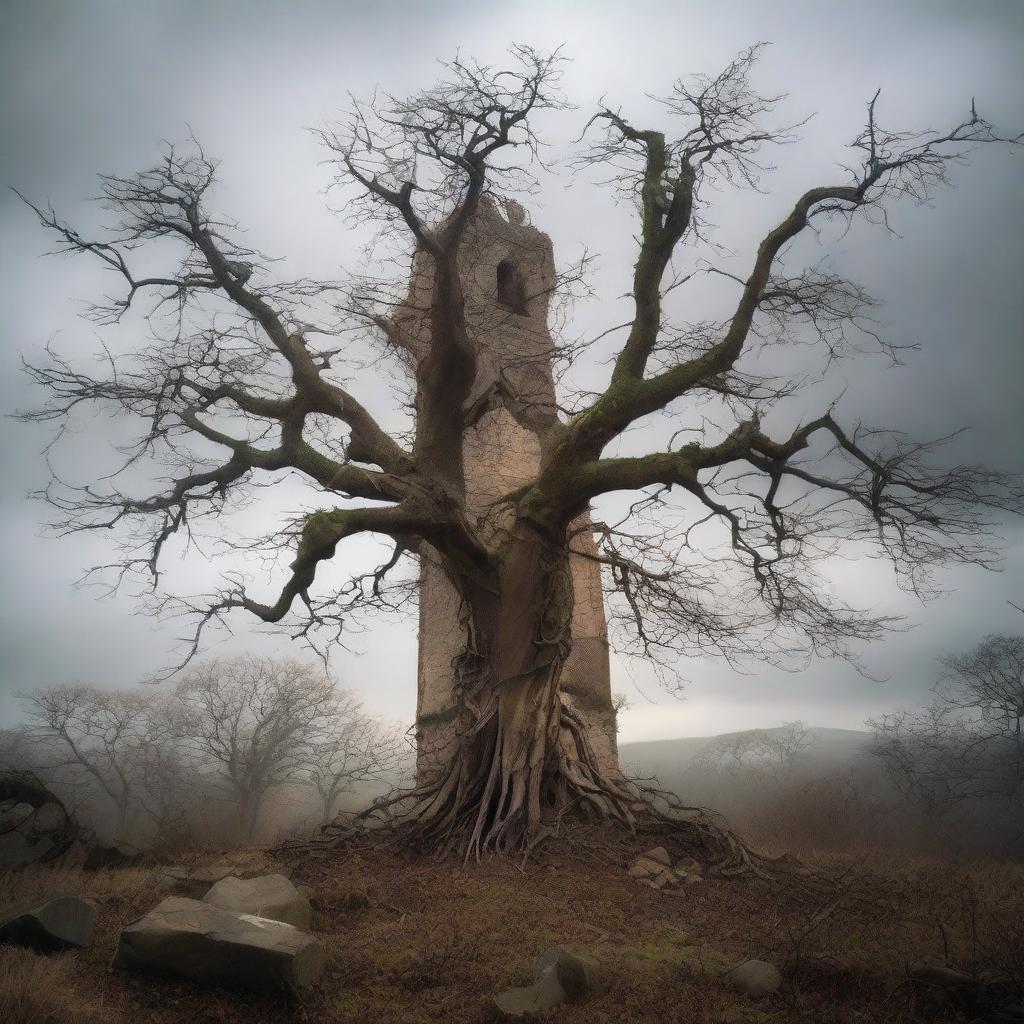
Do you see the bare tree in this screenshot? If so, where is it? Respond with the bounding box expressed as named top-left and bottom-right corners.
top-left (18, 686), bottom-right (156, 832)
top-left (869, 636), bottom-right (1024, 822)
top-left (936, 635), bottom-right (1024, 747)
top-left (17, 45), bottom-right (1022, 859)
top-left (301, 691), bottom-right (406, 824)
top-left (693, 721), bottom-right (816, 784)
top-left (174, 656), bottom-right (338, 838)
top-left (122, 696), bottom-right (200, 846)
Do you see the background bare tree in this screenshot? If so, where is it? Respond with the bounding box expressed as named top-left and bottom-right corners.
top-left (692, 720), bottom-right (816, 785)
top-left (869, 635), bottom-right (1024, 852)
top-left (18, 686), bottom-right (156, 832)
top-left (936, 635), bottom-right (1024, 747)
top-left (17, 44), bottom-right (1021, 859)
top-left (123, 696), bottom-right (199, 848)
top-left (175, 656), bottom-right (339, 839)
top-left (301, 691), bottom-right (407, 824)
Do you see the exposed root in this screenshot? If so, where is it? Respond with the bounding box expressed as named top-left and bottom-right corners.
top-left (299, 699), bottom-right (791, 883)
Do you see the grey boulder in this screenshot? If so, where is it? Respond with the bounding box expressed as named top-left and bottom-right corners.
top-left (643, 846), bottom-right (672, 867)
top-left (0, 895), bottom-right (96, 952)
top-left (492, 963), bottom-right (566, 1019)
top-left (113, 896), bottom-right (325, 993)
top-left (203, 873), bottom-right (312, 929)
top-left (730, 959), bottom-right (782, 997)
top-left (535, 946), bottom-right (604, 1002)
top-left (493, 946), bottom-right (604, 1017)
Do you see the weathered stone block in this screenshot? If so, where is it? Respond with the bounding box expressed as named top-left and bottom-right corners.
top-left (113, 896), bottom-right (325, 993)
top-left (0, 895), bottom-right (96, 952)
top-left (203, 873), bottom-right (312, 929)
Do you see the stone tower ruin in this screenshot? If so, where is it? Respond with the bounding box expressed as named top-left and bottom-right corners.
top-left (394, 197), bottom-right (619, 782)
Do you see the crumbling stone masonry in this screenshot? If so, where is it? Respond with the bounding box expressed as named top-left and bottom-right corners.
top-left (395, 198), bottom-right (618, 781)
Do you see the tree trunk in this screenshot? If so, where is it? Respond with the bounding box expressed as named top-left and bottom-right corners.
top-left (237, 788), bottom-right (263, 841)
top-left (320, 789), bottom-right (338, 826)
top-left (411, 525), bottom-right (636, 857)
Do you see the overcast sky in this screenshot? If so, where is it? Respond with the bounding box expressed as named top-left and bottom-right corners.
top-left (1, 0), bottom-right (1022, 743)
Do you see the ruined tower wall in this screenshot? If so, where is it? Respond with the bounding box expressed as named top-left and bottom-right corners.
top-left (400, 199), bottom-right (617, 780)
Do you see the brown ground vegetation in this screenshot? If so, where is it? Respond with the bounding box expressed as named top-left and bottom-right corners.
top-left (0, 837), bottom-right (1020, 1023)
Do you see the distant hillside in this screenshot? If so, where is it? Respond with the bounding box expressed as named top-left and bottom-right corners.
top-left (619, 726), bottom-right (875, 795)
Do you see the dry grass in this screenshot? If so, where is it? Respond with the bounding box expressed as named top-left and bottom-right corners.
top-left (0, 946), bottom-right (109, 1024)
top-left (0, 840), bottom-right (1021, 1023)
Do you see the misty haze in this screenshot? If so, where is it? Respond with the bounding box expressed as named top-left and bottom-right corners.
top-left (1, 3), bottom-right (1022, 1023)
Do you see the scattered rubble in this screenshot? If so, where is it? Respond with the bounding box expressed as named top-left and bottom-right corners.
top-left (628, 846), bottom-right (705, 889)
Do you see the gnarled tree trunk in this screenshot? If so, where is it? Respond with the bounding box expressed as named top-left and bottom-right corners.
top-left (410, 524), bottom-right (634, 856)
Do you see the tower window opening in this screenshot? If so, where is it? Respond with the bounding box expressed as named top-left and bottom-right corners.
top-left (496, 259), bottom-right (528, 314)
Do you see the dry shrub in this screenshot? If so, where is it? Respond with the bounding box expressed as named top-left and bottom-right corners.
top-left (936, 870), bottom-right (1024, 993)
top-left (0, 947), bottom-right (109, 1024)
top-left (747, 774), bottom-right (892, 853)
top-left (390, 933), bottom-right (477, 992)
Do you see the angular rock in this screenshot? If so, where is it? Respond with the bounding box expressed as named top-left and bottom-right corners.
top-left (629, 853), bottom-right (672, 881)
top-left (113, 896), bottom-right (325, 993)
top-left (730, 959), bottom-right (782, 997)
top-left (649, 868), bottom-right (676, 890)
top-left (675, 856), bottom-right (703, 877)
top-left (643, 846), bottom-right (671, 867)
top-left (492, 963), bottom-right (566, 1019)
top-left (203, 873), bottom-right (312, 930)
top-left (535, 947), bottom-right (603, 1003)
top-left (0, 895), bottom-right (96, 952)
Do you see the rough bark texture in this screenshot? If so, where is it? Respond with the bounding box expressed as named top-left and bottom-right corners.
top-left (406, 524), bottom-right (640, 856)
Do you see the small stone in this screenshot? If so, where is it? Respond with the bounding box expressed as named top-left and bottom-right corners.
top-left (0, 896), bottom-right (97, 952)
top-left (203, 873), bottom-right (312, 929)
top-left (535, 947), bottom-right (603, 1002)
top-left (681, 872), bottom-right (704, 885)
top-left (643, 846), bottom-right (672, 867)
top-left (492, 963), bottom-right (566, 1018)
top-left (730, 959), bottom-right (782, 997)
top-left (649, 868), bottom-right (676, 890)
top-left (675, 856), bottom-right (703, 876)
top-left (631, 855), bottom-right (668, 878)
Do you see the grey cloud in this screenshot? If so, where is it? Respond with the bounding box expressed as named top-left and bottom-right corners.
top-left (1, 0), bottom-right (1021, 738)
